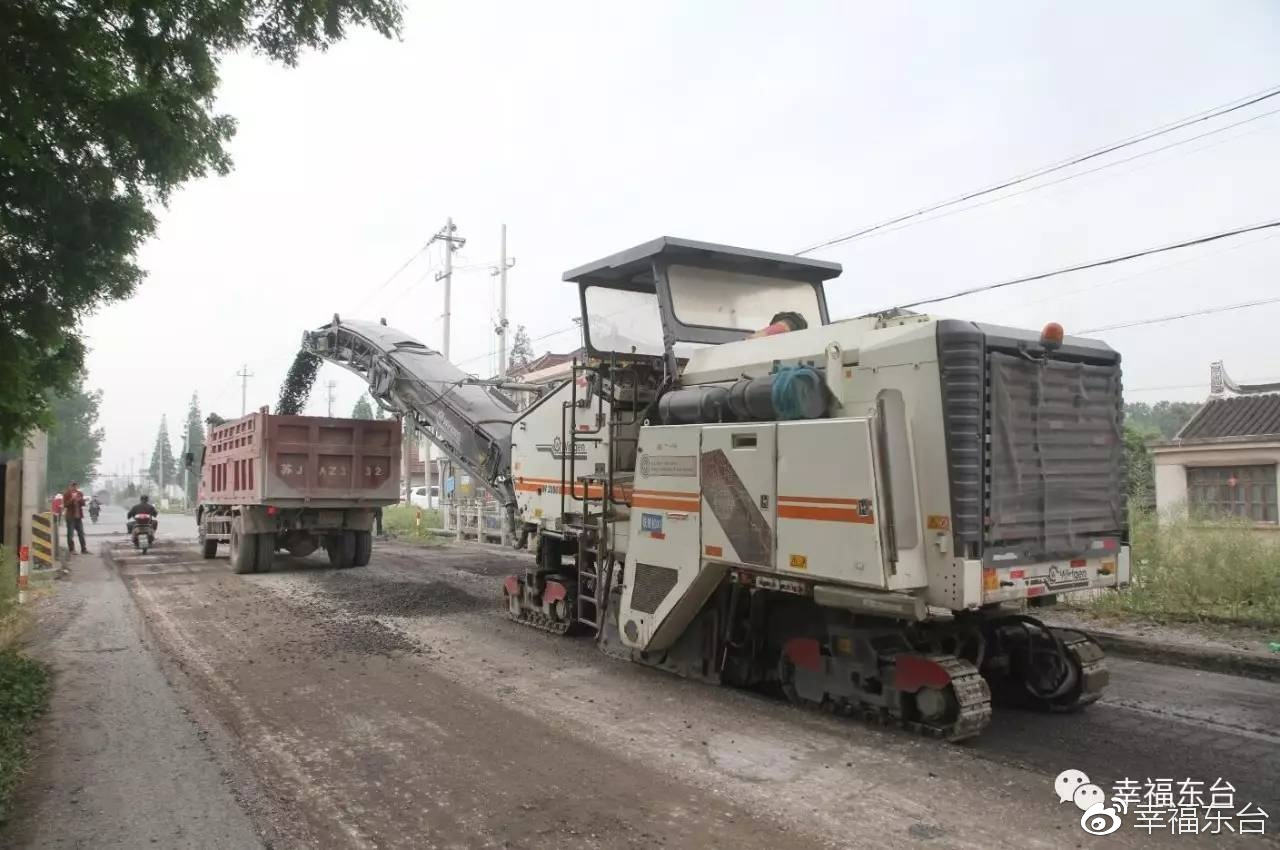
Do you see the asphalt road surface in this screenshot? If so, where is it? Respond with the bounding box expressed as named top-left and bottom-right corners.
top-left (8, 528), bottom-right (1278, 849)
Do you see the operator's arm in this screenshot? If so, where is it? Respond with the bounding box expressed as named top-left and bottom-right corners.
top-left (127, 505), bottom-right (137, 518)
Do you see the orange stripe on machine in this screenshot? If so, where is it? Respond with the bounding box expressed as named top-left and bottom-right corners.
top-left (777, 503), bottom-right (875, 524)
top-left (632, 494), bottom-right (701, 511)
top-left (777, 495), bottom-right (864, 506)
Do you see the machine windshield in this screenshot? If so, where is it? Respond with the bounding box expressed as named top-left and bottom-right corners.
top-left (666, 264), bottom-right (823, 332)
top-left (582, 285), bottom-right (666, 356)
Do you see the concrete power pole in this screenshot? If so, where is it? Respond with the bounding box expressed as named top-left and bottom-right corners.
top-left (237, 364), bottom-right (254, 416)
top-left (491, 224), bottom-right (516, 377)
top-left (428, 218), bottom-right (466, 514)
top-left (326, 380), bottom-right (337, 417)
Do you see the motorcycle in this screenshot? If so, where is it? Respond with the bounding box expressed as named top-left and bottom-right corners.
top-left (130, 513), bottom-right (156, 554)
top-left (89, 503), bottom-right (101, 524)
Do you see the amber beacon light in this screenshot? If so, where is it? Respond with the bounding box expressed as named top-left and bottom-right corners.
top-left (1040, 322), bottom-right (1065, 351)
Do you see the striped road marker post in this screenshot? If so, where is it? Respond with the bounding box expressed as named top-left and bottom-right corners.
top-left (18, 545), bottom-right (30, 604)
top-left (30, 511), bottom-right (55, 569)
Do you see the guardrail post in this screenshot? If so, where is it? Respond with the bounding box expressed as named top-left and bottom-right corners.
top-left (18, 544), bottom-right (29, 604)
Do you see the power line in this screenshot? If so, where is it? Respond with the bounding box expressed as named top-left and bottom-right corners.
top-left (1080, 294), bottom-right (1280, 334)
top-left (796, 83), bottom-right (1280, 255)
top-left (349, 242), bottom-right (432, 314)
top-left (850, 106), bottom-right (1280, 249)
top-left (890, 219), bottom-right (1280, 311)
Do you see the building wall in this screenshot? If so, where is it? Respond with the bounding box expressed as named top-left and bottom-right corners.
top-left (1151, 440), bottom-right (1280, 528)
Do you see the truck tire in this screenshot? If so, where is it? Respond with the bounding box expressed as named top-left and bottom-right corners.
top-left (327, 531), bottom-right (356, 569)
top-left (256, 533), bottom-right (276, 573)
top-left (202, 538), bottom-right (218, 559)
top-left (230, 517), bottom-right (257, 574)
top-left (353, 530), bottom-right (372, 567)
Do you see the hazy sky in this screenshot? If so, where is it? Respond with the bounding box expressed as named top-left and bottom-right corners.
top-left (84, 1), bottom-right (1280, 481)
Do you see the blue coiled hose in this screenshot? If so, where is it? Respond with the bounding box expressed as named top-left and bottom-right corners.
top-left (770, 366), bottom-right (824, 420)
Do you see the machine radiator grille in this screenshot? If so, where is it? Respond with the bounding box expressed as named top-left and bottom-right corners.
top-left (936, 320), bottom-right (986, 553)
top-left (631, 563), bottom-right (679, 614)
top-left (987, 351), bottom-right (1125, 561)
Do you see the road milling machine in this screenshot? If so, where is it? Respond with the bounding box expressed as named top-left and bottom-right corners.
top-left (305, 236), bottom-right (1130, 741)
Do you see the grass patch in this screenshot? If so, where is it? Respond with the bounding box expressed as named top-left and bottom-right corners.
top-left (1086, 509), bottom-right (1280, 628)
top-left (383, 504), bottom-right (442, 539)
top-left (0, 650), bottom-right (51, 824)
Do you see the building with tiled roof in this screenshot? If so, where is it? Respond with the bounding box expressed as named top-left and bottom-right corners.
top-left (1151, 363), bottom-right (1280, 525)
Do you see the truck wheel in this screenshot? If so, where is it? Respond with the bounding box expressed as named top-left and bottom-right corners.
top-left (230, 518), bottom-right (257, 574)
top-left (202, 538), bottom-right (218, 559)
top-left (255, 533), bottom-right (276, 573)
top-left (353, 530), bottom-right (372, 567)
top-left (327, 532), bottom-right (356, 569)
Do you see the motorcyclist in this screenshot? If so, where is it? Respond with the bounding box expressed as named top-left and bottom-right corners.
top-left (127, 495), bottom-right (159, 534)
top-left (89, 496), bottom-right (101, 520)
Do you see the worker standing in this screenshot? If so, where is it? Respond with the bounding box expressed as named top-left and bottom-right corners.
top-left (62, 481), bottom-right (89, 555)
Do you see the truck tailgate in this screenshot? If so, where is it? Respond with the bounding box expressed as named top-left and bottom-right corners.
top-left (263, 415), bottom-right (401, 504)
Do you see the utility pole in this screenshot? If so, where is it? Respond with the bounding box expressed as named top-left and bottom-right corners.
top-left (429, 217), bottom-right (466, 359)
top-left (237, 363), bottom-right (254, 416)
top-left (491, 223), bottom-right (516, 377)
top-left (428, 218), bottom-right (465, 517)
top-left (326, 380), bottom-right (337, 417)
top-left (181, 432), bottom-right (189, 508)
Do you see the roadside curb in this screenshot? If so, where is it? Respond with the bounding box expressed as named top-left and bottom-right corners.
top-left (1081, 628), bottom-right (1280, 682)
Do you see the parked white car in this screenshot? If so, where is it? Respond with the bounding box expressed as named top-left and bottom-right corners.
top-left (409, 485), bottom-right (439, 509)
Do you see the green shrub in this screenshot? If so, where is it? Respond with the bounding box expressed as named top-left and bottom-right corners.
top-left (1090, 507), bottom-right (1280, 627)
top-left (0, 650), bottom-right (51, 824)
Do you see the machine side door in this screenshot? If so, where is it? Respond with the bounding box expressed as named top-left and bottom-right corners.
top-left (775, 419), bottom-right (887, 588)
top-left (700, 423), bottom-right (777, 571)
top-left (621, 425), bottom-right (704, 650)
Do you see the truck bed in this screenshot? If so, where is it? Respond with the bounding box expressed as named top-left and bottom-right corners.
top-left (199, 410), bottom-right (401, 507)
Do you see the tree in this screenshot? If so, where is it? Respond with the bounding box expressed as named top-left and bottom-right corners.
top-left (149, 416), bottom-right (178, 494)
top-left (0, 0), bottom-right (403, 447)
top-left (1124, 401), bottom-right (1200, 439)
top-left (46, 378), bottom-right (104, 490)
top-left (184, 393), bottom-right (204, 503)
top-left (509, 325), bottom-right (534, 371)
top-left (351, 395), bottom-right (374, 419)
top-left (1124, 422), bottom-right (1158, 510)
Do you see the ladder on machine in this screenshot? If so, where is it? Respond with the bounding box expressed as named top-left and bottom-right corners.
top-left (563, 359), bottom-right (639, 635)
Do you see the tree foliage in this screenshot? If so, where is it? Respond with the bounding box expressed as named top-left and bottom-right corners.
top-left (184, 392), bottom-right (203, 502)
top-left (45, 378), bottom-right (104, 490)
top-left (351, 395), bottom-right (374, 419)
top-left (1124, 401), bottom-right (1200, 439)
top-left (0, 0), bottom-right (403, 446)
top-left (148, 415), bottom-right (177, 491)
top-left (509, 325), bottom-right (534, 371)
top-left (1124, 422), bottom-right (1158, 510)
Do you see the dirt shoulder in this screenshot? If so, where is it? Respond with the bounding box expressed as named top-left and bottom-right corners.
top-left (2, 547), bottom-right (261, 849)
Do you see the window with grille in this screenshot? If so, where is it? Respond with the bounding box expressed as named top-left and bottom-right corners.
top-left (1186, 465), bottom-right (1278, 522)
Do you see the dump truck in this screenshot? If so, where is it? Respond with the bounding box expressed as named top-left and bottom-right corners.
top-left (303, 236), bottom-right (1129, 741)
top-left (192, 408), bottom-right (401, 573)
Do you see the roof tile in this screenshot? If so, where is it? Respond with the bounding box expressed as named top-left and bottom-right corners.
top-left (1177, 393), bottom-right (1280, 440)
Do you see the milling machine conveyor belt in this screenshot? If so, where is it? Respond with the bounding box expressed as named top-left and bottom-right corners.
top-left (302, 318), bottom-right (519, 511)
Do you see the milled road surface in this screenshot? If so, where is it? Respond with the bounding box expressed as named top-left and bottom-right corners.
top-left (10, 525), bottom-right (1279, 848)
